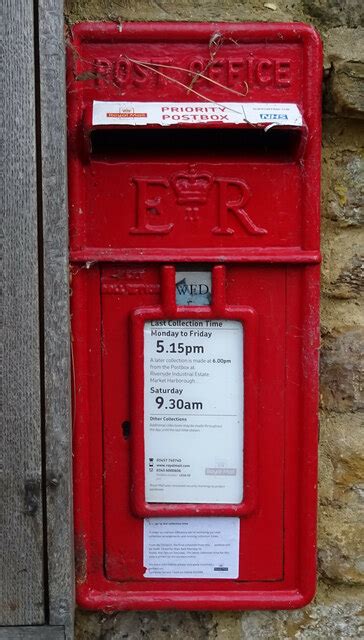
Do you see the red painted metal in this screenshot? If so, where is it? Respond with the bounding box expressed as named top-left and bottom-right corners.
top-left (68, 21), bottom-right (322, 610)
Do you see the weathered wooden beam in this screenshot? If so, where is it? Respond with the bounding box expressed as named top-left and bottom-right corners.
top-left (37, 0), bottom-right (74, 637)
top-left (1, 0), bottom-right (44, 625)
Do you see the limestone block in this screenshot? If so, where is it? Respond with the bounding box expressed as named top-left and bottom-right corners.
top-left (323, 27), bottom-right (364, 117)
top-left (319, 507), bottom-right (364, 584)
top-left (322, 120), bottom-right (364, 228)
top-left (330, 254), bottom-right (363, 299)
top-left (317, 411), bottom-right (362, 507)
top-left (326, 154), bottom-right (364, 227)
top-left (320, 329), bottom-right (364, 412)
top-left (330, 62), bottom-right (364, 118)
top-left (239, 585), bottom-right (364, 639)
top-left (303, 0), bottom-right (363, 28)
top-left (321, 222), bottom-right (364, 297)
top-left (75, 610), bottom-right (216, 640)
top-left (324, 27), bottom-right (364, 66)
top-left (319, 412), bottom-right (364, 505)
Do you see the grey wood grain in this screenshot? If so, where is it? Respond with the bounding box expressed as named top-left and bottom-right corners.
top-left (0, 627), bottom-right (65, 640)
top-left (37, 0), bottom-right (74, 636)
top-left (1, 0), bottom-right (44, 625)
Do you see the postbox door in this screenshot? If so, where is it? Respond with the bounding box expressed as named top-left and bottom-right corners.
top-left (101, 263), bottom-right (287, 583)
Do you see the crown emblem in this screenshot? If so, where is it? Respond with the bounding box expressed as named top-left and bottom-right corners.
top-left (170, 166), bottom-right (213, 220)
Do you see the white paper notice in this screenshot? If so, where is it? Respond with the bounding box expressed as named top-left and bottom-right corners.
top-left (144, 319), bottom-right (243, 504)
top-left (92, 101), bottom-right (303, 127)
top-left (143, 517), bottom-right (240, 579)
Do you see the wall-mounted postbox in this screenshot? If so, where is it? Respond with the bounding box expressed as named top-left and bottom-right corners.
top-left (68, 22), bottom-right (322, 610)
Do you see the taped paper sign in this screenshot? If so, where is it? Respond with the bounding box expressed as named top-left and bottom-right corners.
top-left (143, 517), bottom-right (240, 579)
top-left (92, 101), bottom-right (303, 127)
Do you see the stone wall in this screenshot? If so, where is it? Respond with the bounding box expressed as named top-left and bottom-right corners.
top-left (65, 1), bottom-right (364, 638)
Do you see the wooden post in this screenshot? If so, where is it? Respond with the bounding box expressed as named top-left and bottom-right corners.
top-left (38, 1), bottom-right (74, 636)
top-left (2, 0), bottom-right (44, 625)
top-left (1, 0), bottom-right (74, 637)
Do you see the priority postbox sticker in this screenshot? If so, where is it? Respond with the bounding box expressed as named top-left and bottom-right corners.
top-left (92, 101), bottom-right (303, 127)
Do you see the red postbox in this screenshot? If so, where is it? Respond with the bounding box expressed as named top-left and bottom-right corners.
top-left (68, 22), bottom-right (322, 610)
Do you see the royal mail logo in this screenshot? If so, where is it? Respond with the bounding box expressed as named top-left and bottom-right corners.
top-left (106, 113), bottom-right (147, 118)
top-left (260, 113), bottom-right (288, 120)
top-left (106, 105), bottom-right (147, 118)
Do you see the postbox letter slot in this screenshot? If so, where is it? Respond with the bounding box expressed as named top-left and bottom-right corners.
top-left (90, 128), bottom-right (304, 161)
